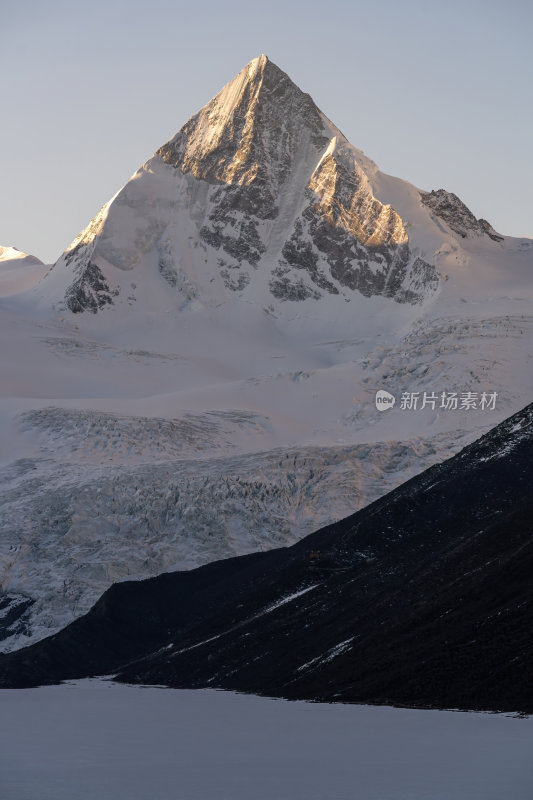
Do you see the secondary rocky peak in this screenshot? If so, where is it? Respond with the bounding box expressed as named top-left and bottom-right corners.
top-left (421, 189), bottom-right (504, 242)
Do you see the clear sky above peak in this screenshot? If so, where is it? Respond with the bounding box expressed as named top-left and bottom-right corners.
top-left (2, 0), bottom-right (532, 263)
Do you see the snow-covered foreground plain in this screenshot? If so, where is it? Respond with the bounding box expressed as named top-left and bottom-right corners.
top-left (0, 681), bottom-right (531, 800)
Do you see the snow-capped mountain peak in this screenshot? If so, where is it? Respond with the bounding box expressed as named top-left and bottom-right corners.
top-left (0, 246), bottom-right (43, 265)
top-left (156, 53), bottom-right (331, 196)
top-left (41, 55), bottom-right (441, 315)
top-left (0, 246), bottom-right (47, 298)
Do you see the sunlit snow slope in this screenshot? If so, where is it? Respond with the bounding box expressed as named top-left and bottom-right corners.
top-left (0, 246), bottom-right (47, 297)
top-left (1, 55), bottom-right (531, 651)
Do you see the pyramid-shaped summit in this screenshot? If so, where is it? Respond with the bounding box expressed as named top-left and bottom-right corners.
top-left (156, 54), bottom-right (334, 219)
top-left (42, 55), bottom-right (439, 314)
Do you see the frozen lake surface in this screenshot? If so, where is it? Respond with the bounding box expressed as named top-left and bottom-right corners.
top-left (0, 680), bottom-right (531, 800)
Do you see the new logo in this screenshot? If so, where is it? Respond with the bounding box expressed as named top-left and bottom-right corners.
top-left (375, 390), bottom-right (396, 411)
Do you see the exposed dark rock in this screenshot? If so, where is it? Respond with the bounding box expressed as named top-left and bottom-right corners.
top-left (277, 163), bottom-right (440, 304)
top-left (281, 220), bottom-right (339, 295)
top-left (1, 404), bottom-right (531, 714)
top-left (479, 218), bottom-right (505, 242)
top-left (65, 258), bottom-right (118, 314)
top-left (0, 594), bottom-right (34, 643)
top-left (200, 215), bottom-right (265, 267)
top-left (269, 272), bottom-right (321, 301)
top-left (395, 256), bottom-right (441, 303)
top-left (421, 189), bottom-right (504, 242)
top-left (158, 257), bottom-right (178, 287)
top-left (220, 268), bottom-right (250, 291)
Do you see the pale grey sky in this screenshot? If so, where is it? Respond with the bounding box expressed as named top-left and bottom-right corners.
top-left (2, 0), bottom-right (532, 262)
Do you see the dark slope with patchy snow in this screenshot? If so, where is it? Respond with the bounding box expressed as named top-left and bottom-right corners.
top-left (1, 404), bottom-right (531, 712)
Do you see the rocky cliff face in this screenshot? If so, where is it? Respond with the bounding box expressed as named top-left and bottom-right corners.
top-left (421, 188), bottom-right (504, 241)
top-left (46, 55), bottom-right (439, 313)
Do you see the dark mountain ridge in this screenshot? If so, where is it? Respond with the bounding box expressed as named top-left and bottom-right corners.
top-left (1, 404), bottom-right (531, 713)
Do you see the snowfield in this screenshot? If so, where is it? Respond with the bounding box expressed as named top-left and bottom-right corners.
top-left (0, 681), bottom-right (531, 800)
